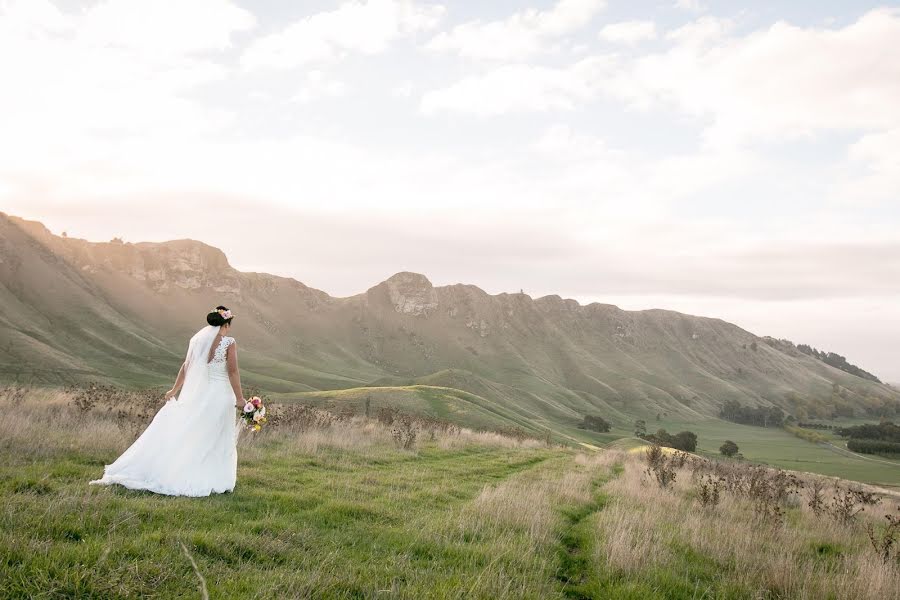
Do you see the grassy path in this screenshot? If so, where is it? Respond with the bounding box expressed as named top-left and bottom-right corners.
top-left (555, 463), bottom-right (621, 600)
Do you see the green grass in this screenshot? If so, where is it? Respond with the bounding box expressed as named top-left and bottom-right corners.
top-left (3, 418), bottom-right (898, 599)
top-left (1, 436), bottom-right (585, 598)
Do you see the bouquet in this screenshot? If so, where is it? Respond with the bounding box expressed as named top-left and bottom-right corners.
top-left (239, 396), bottom-right (267, 432)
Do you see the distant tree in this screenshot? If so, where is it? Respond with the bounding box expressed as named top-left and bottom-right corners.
top-left (837, 421), bottom-right (900, 443)
top-left (643, 428), bottom-right (698, 452)
top-left (720, 440), bottom-right (739, 457)
top-left (634, 419), bottom-right (647, 437)
top-left (750, 341), bottom-right (758, 352)
top-left (720, 400), bottom-right (784, 428)
top-left (672, 431), bottom-right (697, 452)
top-left (581, 414), bottom-right (611, 433)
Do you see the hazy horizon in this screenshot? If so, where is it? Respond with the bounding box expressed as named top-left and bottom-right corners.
top-left (2, 0), bottom-right (899, 381)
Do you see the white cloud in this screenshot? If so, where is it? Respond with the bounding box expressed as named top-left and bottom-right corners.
top-left (292, 71), bottom-right (349, 103)
top-left (426, 0), bottom-right (605, 60)
top-left (665, 16), bottom-right (732, 45)
top-left (420, 58), bottom-right (607, 116)
top-left (598, 20), bottom-right (657, 44)
top-left (0, 0), bottom-right (251, 152)
top-left (599, 9), bottom-right (900, 146)
top-left (80, 0), bottom-right (256, 57)
top-left (241, 0), bottom-right (444, 70)
top-left (391, 80), bottom-right (415, 98)
top-left (832, 128), bottom-right (900, 205)
top-left (673, 0), bottom-right (705, 13)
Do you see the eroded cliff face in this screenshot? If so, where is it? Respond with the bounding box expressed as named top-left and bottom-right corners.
top-left (3, 214), bottom-right (336, 303)
top-left (371, 271), bottom-right (440, 316)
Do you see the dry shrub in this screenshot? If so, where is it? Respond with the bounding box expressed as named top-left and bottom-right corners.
top-left (829, 486), bottom-right (880, 525)
top-left (644, 446), bottom-right (677, 490)
top-left (697, 475), bottom-right (724, 508)
top-left (808, 479), bottom-right (827, 516)
top-left (595, 451), bottom-right (900, 600)
top-left (3, 385), bottom-right (545, 462)
top-left (866, 508), bottom-right (900, 565)
top-left (390, 414), bottom-right (418, 450)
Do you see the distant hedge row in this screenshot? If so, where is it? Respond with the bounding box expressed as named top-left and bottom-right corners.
top-left (846, 439), bottom-right (900, 455)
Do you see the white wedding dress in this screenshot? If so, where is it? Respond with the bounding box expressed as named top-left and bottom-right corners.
top-left (90, 325), bottom-right (240, 496)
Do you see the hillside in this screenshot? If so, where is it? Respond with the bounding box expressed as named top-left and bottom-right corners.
top-left (2, 211), bottom-right (898, 433)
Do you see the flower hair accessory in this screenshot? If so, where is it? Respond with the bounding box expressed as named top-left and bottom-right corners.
top-left (215, 308), bottom-right (233, 320)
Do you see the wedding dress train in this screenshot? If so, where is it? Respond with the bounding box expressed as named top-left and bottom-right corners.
top-left (90, 325), bottom-right (240, 497)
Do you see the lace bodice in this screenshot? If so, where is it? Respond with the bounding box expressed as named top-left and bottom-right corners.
top-left (208, 336), bottom-right (234, 380)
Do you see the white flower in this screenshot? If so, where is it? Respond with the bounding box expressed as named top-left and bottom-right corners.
top-left (259, 406), bottom-right (266, 417)
top-left (253, 411), bottom-right (263, 422)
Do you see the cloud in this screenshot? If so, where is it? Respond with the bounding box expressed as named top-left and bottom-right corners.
top-left (292, 71), bottom-right (349, 103)
top-left (599, 9), bottom-right (900, 146)
top-left (0, 0), bottom-right (251, 153)
top-left (391, 80), bottom-right (415, 98)
top-left (832, 127), bottom-right (900, 205)
top-left (80, 0), bottom-right (256, 57)
top-left (420, 58), bottom-right (607, 116)
top-left (598, 20), bottom-right (657, 44)
top-left (673, 0), bottom-right (704, 13)
top-left (425, 0), bottom-right (605, 60)
top-left (241, 0), bottom-right (444, 70)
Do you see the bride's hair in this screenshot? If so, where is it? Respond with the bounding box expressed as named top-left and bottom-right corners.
top-left (207, 305), bottom-right (234, 327)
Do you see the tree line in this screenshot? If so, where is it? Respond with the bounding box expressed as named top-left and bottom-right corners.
top-left (719, 400), bottom-right (785, 427)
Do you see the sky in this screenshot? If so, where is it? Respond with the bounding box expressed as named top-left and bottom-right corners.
top-left (1, 0), bottom-right (899, 382)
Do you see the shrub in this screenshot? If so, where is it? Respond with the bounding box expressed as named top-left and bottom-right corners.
top-left (847, 439), bottom-right (900, 456)
top-left (720, 440), bottom-right (739, 457)
top-left (644, 444), bottom-right (663, 467)
top-left (390, 414), bottom-right (418, 450)
top-left (807, 480), bottom-right (826, 516)
top-left (866, 509), bottom-right (900, 564)
top-left (642, 429), bottom-right (698, 452)
top-left (645, 457), bottom-right (677, 490)
top-left (581, 414), bottom-right (611, 432)
top-left (828, 487), bottom-right (880, 525)
top-left (634, 419), bottom-right (647, 437)
top-left (697, 475), bottom-right (724, 508)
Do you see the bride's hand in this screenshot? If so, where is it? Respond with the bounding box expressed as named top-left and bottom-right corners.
top-left (236, 397), bottom-right (246, 409)
top-left (164, 389), bottom-right (177, 401)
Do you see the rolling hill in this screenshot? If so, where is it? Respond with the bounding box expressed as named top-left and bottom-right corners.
top-left (2, 211), bottom-right (898, 435)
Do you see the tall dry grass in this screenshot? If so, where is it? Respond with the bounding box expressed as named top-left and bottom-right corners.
top-left (456, 453), bottom-right (610, 548)
top-left (0, 385), bottom-right (546, 463)
top-left (592, 451), bottom-right (900, 600)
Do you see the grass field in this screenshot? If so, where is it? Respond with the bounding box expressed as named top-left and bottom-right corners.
top-left (274, 385), bottom-right (900, 487)
top-left (646, 418), bottom-right (900, 488)
top-left (2, 388), bottom-right (900, 599)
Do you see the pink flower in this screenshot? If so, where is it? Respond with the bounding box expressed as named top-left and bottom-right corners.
top-left (251, 397), bottom-right (261, 408)
top-left (243, 402), bottom-right (254, 413)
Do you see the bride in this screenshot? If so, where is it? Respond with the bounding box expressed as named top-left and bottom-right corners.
top-left (90, 306), bottom-right (245, 496)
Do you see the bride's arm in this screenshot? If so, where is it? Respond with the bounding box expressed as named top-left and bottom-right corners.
top-left (226, 342), bottom-right (245, 408)
top-left (164, 362), bottom-right (187, 400)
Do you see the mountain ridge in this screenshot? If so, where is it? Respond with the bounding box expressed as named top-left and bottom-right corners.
top-left (2, 211), bottom-right (898, 430)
